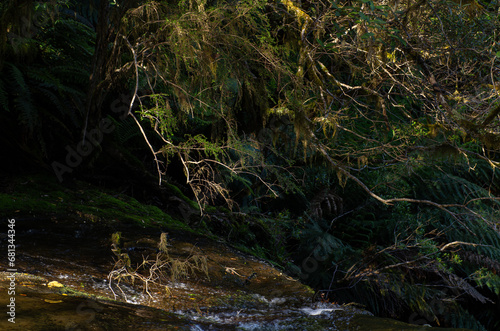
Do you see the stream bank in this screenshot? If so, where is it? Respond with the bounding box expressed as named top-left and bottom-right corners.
top-left (0, 175), bottom-right (473, 330)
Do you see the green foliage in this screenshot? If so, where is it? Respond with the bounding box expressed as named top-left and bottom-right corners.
top-left (111, 117), bottom-right (141, 145)
top-left (116, 1), bottom-right (499, 326)
top-left (473, 268), bottom-right (500, 295)
top-left (140, 94), bottom-right (177, 140)
top-left (293, 159), bottom-right (500, 329)
top-left (0, 78), bottom-right (8, 111)
top-left (7, 62), bottom-right (38, 132)
top-left (0, 1), bottom-right (93, 163)
top-left (2, 0), bottom-right (500, 328)
top-left (0, 174), bottom-right (187, 229)
top-left (447, 306), bottom-right (488, 331)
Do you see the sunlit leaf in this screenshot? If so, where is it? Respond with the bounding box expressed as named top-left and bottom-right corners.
top-left (47, 281), bottom-right (64, 288)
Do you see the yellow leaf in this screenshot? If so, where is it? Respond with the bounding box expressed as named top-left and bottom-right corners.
top-left (44, 299), bottom-right (63, 304)
top-left (47, 281), bottom-right (64, 288)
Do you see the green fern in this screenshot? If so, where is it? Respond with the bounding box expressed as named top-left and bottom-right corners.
top-left (112, 117), bottom-right (141, 145)
top-left (27, 66), bottom-right (86, 99)
top-left (445, 305), bottom-right (487, 331)
top-left (464, 159), bottom-right (500, 195)
top-left (38, 88), bottom-right (76, 124)
top-left (51, 65), bottom-right (91, 85)
top-left (9, 63), bottom-right (38, 132)
top-left (25, 66), bottom-right (61, 89)
top-left (22, 65), bottom-right (85, 131)
top-left (0, 78), bottom-right (8, 111)
top-left (472, 268), bottom-right (500, 296)
top-left (307, 159), bottom-right (500, 329)
top-left (436, 212), bottom-right (500, 261)
top-left (300, 218), bottom-right (349, 261)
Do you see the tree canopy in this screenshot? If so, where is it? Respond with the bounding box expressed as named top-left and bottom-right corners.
top-left (1, 0), bottom-right (500, 329)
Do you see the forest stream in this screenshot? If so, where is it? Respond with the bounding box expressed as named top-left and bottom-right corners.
top-left (0, 213), bottom-right (472, 330)
top-left (2, 0), bottom-right (500, 329)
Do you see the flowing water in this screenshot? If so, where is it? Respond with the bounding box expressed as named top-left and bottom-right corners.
top-left (0, 218), bottom-right (472, 330)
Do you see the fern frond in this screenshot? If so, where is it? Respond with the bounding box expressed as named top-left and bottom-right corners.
top-left (25, 66), bottom-right (60, 89)
top-left (445, 305), bottom-right (487, 331)
top-left (15, 95), bottom-right (38, 132)
top-left (49, 18), bottom-right (95, 56)
top-left (27, 66), bottom-right (86, 97)
top-left (461, 251), bottom-right (500, 274)
top-left (8, 63), bottom-right (29, 93)
top-left (52, 65), bottom-right (90, 85)
top-left (472, 268), bottom-right (500, 295)
top-left (464, 159), bottom-right (500, 195)
top-left (113, 117), bottom-right (141, 144)
top-left (8, 63), bottom-right (38, 132)
top-left (0, 78), bottom-right (8, 111)
top-left (36, 87), bottom-right (80, 127)
top-left (437, 212), bottom-right (500, 261)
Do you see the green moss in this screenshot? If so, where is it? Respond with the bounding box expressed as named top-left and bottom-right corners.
top-left (165, 183), bottom-right (199, 210)
top-left (0, 193), bottom-right (57, 214)
top-left (0, 174), bottom-right (190, 231)
top-left (214, 290), bottom-right (266, 308)
top-left (57, 286), bottom-right (112, 302)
